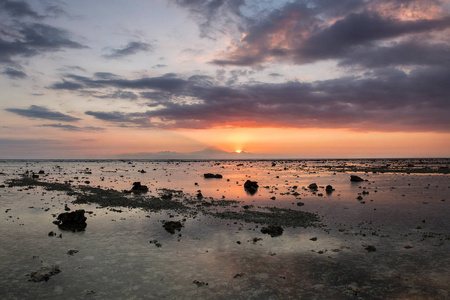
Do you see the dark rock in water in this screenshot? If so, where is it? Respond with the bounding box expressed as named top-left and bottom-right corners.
top-left (162, 221), bottom-right (183, 234)
top-left (325, 185), bottom-right (334, 193)
top-left (297, 202), bottom-right (304, 206)
top-left (38, 170), bottom-right (45, 174)
top-left (261, 225), bottom-right (283, 237)
top-left (32, 174), bottom-right (39, 179)
top-left (350, 175), bottom-right (364, 182)
top-left (308, 183), bottom-right (318, 190)
top-left (29, 265), bottom-right (61, 282)
top-left (139, 169), bottom-right (146, 173)
top-left (131, 182), bottom-right (149, 193)
top-left (365, 245), bottom-right (376, 252)
top-left (67, 249), bottom-right (79, 255)
top-left (203, 173), bottom-right (223, 179)
top-left (53, 209), bottom-right (87, 231)
top-left (48, 231), bottom-right (55, 237)
top-left (196, 192), bottom-right (203, 199)
top-left (356, 195), bottom-right (363, 200)
top-left (193, 280), bottom-right (208, 287)
top-left (244, 180), bottom-right (259, 195)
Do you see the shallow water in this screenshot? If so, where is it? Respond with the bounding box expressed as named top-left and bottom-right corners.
top-left (0, 159), bottom-right (449, 299)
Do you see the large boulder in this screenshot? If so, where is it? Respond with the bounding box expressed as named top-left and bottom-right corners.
top-left (53, 209), bottom-right (87, 231)
top-left (244, 180), bottom-right (259, 195)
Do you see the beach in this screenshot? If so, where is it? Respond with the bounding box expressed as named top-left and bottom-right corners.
top-left (1, 159), bottom-right (449, 299)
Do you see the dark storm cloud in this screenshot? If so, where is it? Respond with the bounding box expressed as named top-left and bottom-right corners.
top-left (103, 41), bottom-right (153, 59)
top-left (297, 11), bottom-right (450, 62)
top-left (58, 65), bottom-right (450, 132)
top-left (339, 40), bottom-right (450, 68)
top-left (2, 67), bottom-right (26, 78)
top-left (190, 0), bottom-right (450, 67)
top-left (40, 123), bottom-right (104, 131)
top-left (5, 105), bottom-right (80, 122)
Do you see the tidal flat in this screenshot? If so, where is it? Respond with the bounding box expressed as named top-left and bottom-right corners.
top-left (0, 159), bottom-right (449, 299)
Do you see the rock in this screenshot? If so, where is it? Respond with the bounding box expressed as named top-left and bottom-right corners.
top-left (53, 209), bottom-right (87, 231)
top-left (350, 175), bottom-right (364, 182)
top-left (365, 245), bottom-right (376, 252)
top-left (356, 195), bottom-right (363, 200)
top-left (203, 173), bottom-right (223, 179)
top-left (131, 182), bottom-right (148, 193)
top-left (162, 221), bottom-right (183, 234)
top-left (325, 185), bottom-right (334, 193)
top-left (38, 170), bottom-right (45, 174)
top-left (244, 180), bottom-right (259, 195)
top-left (67, 249), bottom-right (79, 255)
top-left (297, 202), bottom-right (304, 206)
top-left (29, 265), bottom-right (61, 282)
top-left (193, 280), bottom-right (208, 287)
top-left (261, 225), bottom-right (283, 237)
top-left (308, 183), bottom-right (318, 190)
top-left (139, 169), bottom-right (146, 173)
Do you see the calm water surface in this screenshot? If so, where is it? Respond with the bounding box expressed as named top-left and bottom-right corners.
top-left (0, 159), bottom-right (449, 299)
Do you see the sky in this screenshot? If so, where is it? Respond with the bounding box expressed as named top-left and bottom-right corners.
top-left (1, 0), bottom-right (450, 159)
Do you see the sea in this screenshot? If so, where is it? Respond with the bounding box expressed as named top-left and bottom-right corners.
top-left (0, 159), bottom-right (449, 299)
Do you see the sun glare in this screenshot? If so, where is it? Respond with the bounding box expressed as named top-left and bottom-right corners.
top-left (235, 150), bottom-right (242, 154)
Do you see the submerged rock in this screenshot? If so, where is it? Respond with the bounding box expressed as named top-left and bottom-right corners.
top-left (350, 175), bottom-right (364, 182)
top-left (29, 265), bottom-right (61, 282)
top-left (53, 209), bottom-right (87, 231)
top-left (261, 225), bottom-right (284, 237)
top-left (162, 221), bottom-right (183, 234)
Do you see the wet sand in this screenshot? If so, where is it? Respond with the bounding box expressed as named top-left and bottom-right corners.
top-left (0, 159), bottom-right (449, 299)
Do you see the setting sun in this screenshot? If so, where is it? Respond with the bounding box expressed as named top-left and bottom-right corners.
top-left (235, 150), bottom-right (242, 154)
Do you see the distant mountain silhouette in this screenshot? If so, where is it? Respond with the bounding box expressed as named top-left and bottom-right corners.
top-left (116, 147), bottom-right (273, 159)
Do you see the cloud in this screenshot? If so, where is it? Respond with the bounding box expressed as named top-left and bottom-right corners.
top-left (85, 110), bottom-right (151, 127)
top-left (49, 80), bottom-right (84, 90)
top-left (5, 105), bottom-right (80, 122)
top-left (93, 90), bottom-right (139, 100)
top-left (103, 41), bottom-right (153, 59)
top-left (0, 22), bottom-right (87, 64)
top-left (206, 1), bottom-right (450, 67)
top-left (172, 0), bottom-right (245, 39)
top-left (40, 123), bottom-right (104, 131)
top-left (48, 64), bottom-right (450, 132)
top-left (2, 67), bottom-right (26, 78)
top-left (0, 0), bottom-right (42, 19)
